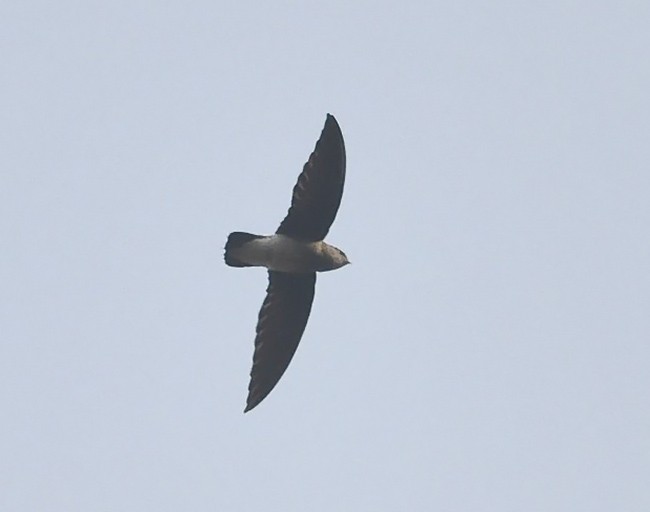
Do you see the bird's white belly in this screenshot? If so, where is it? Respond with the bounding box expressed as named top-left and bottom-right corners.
top-left (242, 235), bottom-right (321, 273)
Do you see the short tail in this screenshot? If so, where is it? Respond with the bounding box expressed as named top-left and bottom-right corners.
top-left (224, 232), bottom-right (263, 267)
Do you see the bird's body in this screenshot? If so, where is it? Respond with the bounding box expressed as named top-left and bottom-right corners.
top-left (224, 114), bottom-right (349, 412)
top-left (226, 234), bottom-right (348, 273)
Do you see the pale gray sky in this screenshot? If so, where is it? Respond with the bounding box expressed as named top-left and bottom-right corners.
top-left (2, 1), bottom-right (649, 510)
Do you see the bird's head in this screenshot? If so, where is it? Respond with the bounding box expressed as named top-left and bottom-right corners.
top-left (327, 246), bottom-right (350, 270)
top-left (336, 248), bottom-right (350, 266)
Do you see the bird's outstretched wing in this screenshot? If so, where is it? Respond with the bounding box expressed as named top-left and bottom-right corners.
top-left (276, 114), bottom-right (346, 242)
top-left (245, 271), bottom-right (317, 412)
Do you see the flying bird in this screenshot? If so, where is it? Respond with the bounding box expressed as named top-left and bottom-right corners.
top-left (224, 114), bottom-right (349, 412)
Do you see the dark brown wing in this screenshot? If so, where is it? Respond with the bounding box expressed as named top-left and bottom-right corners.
top-left (276, 114), bottom-right (346, 242)
top-left (244, 271), bottom-right (317, 412)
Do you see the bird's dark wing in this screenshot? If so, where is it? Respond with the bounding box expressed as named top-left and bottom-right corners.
top-left (245, 271), bottom-right (317, 412)
top-left (275, 114), bottom-right (346, 242)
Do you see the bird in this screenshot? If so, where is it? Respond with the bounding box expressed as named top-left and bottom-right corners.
top-left (224, 114), bottom-right (349, 412)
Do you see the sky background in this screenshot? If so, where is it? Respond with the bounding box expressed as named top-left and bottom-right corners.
top-left (2, 1), bottom-right (649, 510)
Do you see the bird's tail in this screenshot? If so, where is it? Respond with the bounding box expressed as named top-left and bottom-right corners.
top-left (224, 232), bottom-right (264, 267)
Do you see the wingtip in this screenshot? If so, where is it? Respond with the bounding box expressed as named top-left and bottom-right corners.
top-left (243, 400), bottom-right (258, 413)
top-left (323, 114), bottom-right (344, 143)
top-left (244, 391), bottom-right (262, 413)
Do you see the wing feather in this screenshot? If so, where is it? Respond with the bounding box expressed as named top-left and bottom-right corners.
top-left (244, 271), bottom-right (317, 412)
top-left (276, 114), bottom-right (346, 241)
